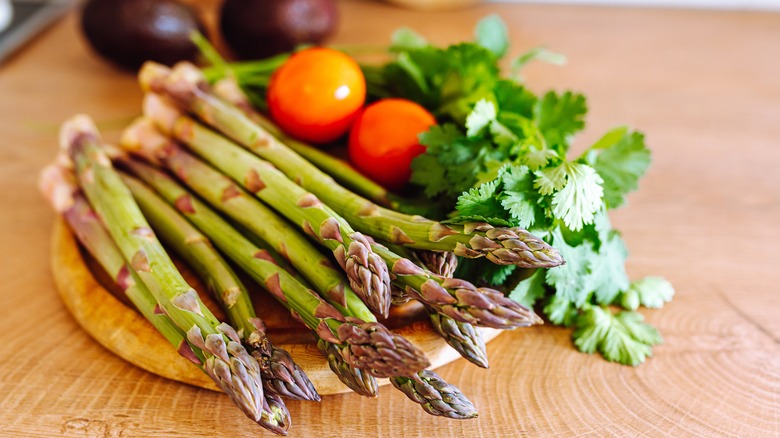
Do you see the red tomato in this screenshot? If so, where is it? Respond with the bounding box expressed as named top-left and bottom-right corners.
top-left (267, 47), bottom-right (366, 144)
top-left (348, 98), bottom-right (436, 191)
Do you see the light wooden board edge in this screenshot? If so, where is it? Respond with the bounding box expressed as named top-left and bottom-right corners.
top-left (50, 218), bottom-right (502, 395)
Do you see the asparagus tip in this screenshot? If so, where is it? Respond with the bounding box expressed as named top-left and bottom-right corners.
top-left (391, 370), bottom-right (478, 420)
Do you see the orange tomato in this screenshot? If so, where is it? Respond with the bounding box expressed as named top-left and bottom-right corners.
top-left (267, 47), bottom-right (366, 144)
top-left (348, 98), bottom-right (436, 191)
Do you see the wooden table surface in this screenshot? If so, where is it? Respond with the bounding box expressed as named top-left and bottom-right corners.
top-left (1, 1), bottom-right (778, 436)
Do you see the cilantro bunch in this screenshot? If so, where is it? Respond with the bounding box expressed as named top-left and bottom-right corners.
top-left (367, 16), bottom-right (674, 366)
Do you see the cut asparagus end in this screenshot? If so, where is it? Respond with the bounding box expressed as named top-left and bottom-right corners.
top-left (38, 164), bottom-right (77, 213)
top-left (61, 116), bottom-right (270, 429)
top-left (120, 116), bottom-right (172, 165)
top-left (142, 93), bottom-right (183, 134)
top-left (391, 370), bottom-right (478, 420)
top-left (59, 114), bottom-right (101, 160)
top-left (213, 77), bottom-right (247, 107)
top-left (138, 61), bottom-right (172, 93)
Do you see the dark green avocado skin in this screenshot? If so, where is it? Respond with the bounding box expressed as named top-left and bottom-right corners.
top-left (81, 0), bottom-right (206, 71)
top-left (220, 0), bottom-right (338, 60)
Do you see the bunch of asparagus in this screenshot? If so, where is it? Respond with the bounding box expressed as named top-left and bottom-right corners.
top-left (39, 61), bottom-right (565, 432)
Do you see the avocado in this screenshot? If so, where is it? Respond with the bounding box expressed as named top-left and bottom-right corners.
top-left (81, 0), bottom-right (206, 71)
top-left (220, 0), bottom-right (338, 60)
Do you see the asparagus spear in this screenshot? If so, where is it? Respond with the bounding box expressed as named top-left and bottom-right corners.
top-left (58, 115), bottom-right (276, 429)
top-left (39, 165), bottom-right (196, 357)
top-left (118, 160), bottom-right (430, 378)
top-left (136, 95), bottom-right (392, 318)
top-left (374, 243), bottom-right (542, 329)
top-left (391, 370), bottom-right (478, 419)
top-left (122, 173), bottom-right (319, 402)
top-left (316, 336), bottom-right (378, 398)
top-left (407, 248), bottom-right (488, 366)
top-left (428, 312), bottom-right (489, 369)
top-left (120, 118), bottom-right (374, 322)
top-left (386, 244), bottom-right (489, 367)
top-left (139, 62), bottom-right (563, 268)
top-left (117, 159), bottom-right (381, 396)
top-left (212, 77), bottom-right (393, 208)
top-left (416, 250), bottom-right (458, 278)
top-left (39, 164), bottom-right (291, 434)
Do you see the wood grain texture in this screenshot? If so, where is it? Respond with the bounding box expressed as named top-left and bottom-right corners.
top-left (50, 218), bottom-right (501, 395)
top-left (0, 1), bottom-right (779, 436)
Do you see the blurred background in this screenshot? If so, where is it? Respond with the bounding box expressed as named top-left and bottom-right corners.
top-left (1, 0), bottom-right (778, 68)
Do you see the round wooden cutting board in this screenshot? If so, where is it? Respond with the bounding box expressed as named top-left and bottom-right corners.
top-left (50, 219), bottom-right (501, 395)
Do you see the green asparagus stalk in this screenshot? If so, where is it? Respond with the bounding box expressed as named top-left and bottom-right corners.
top-left (137, 94), bottom-right (392, 318)
top-left (373, 243), bottom-right (542, 329)
top-left (386, 244), bottom-right (488, 367)
top-left (122, 173), bottom-right (319, 402)
top-left (58, 115), bottom-right (276, 429)
top-left (120, 118), bottom-right (374, 322)
top-left (391, 370), bottom-right (478, 419)
top-left (212, 77), bottom-right (445, 218)
top-left (118, 159), bottom-right (430, 378)
top-left (39, 163), bottom-right (290, 434)
top-left (139, 62), bottom-right (563, 268)
top-left (39, 165), bottom-right (197, 357)
top-left (212, 77), bottom-right (393, 207)
top-left (117, 158), bottom-right (382, 395)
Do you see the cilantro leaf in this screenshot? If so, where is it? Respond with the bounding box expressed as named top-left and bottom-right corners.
top-left (535, 162), bottom-right (604, 231)
top-left (509, 269), bottom-right (547, 308)
top-left (466, 99), bottom-right (497, 137)
top-left (545, 227), bottom-right (595, 306)
top-left (534, 91), bottom-right (587, 150)
top-left (474, 15), bottom-right (509, 58)
top-left (544, 295), bottom-right (579, 326)
top-left (588, 129), bottom-right (651, 209)
top-left (620, 277), bottom-right (675, 310)
top-left (498, 165), bottom-right (539, 229)
top-left (418, 123), bottom-right (464, 152)
top-left (511, 47), bottom-right (567, 74)
top-left (483, 264), bottom-right (517, 286)
top-left (534, 163), bottom-right (568, 195)
top-left (456, 179), bottom-right (504, 218)
top-left (412, 124), bottom-right (475, 198)
top-left (409, 153), bottom-right (448, 198)
top-left (443, 215), bottom-right (513, 228)
top-left (390, 27), bottom-right (428, 52)
top-left (573, 306), bottom-right (662, 366)
top-left (494, 80), bottom-right (537, 118)
top-left (587, 230), bottom-right (629, 305)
